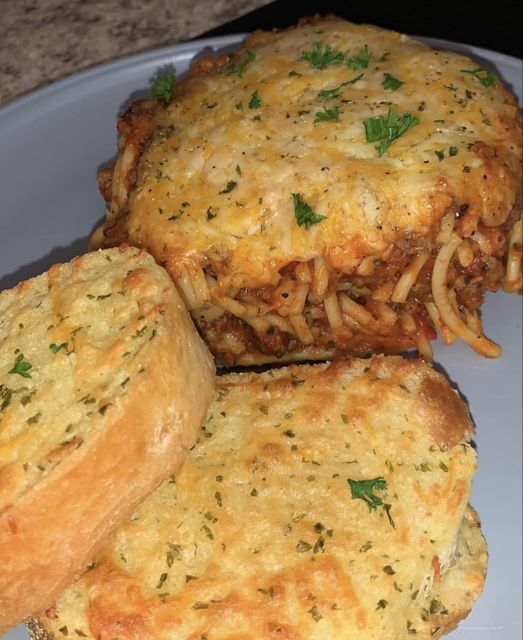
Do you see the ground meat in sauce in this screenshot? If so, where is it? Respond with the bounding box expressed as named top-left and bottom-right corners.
top-left (195, 246), bottom-right (508, 365)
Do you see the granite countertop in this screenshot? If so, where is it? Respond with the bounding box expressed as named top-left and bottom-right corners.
top-left (0, 0), bottom-right (271, 106)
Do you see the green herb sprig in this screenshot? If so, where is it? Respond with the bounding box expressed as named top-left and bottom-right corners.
top-left (248, 90), bottom-right (262, 109)
top-left (49, 342), bottom-right (68, 354)
top-left (301, 42), bottom-right (344, 69)
top-left (314, 105), bottom-right (340, 123)
top-left (227, 51), bottom-right (256, 78)
top-left (9, 354), bottom-right (32, 379)
top-left (292, 193), bottom-right (327, 229)
top-left (318, 74), bottom-right (364, 100)
top-left (460, 67), bottom-right (497, 87)
top-left (348, 477), bottom-right (387, 511)
top-left (347, 46), bottom-right (371, 70)
top-left (150, 72), bottom-right (176, 102)
top-left (381, 73), bottom-right (404, 91)
top-left (364, 107), bottom-right (420, 156)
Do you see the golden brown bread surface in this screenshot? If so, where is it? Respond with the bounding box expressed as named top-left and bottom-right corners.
top-left (33, 357), bottom-right (486, 639)
top-left (0, 246), bottom-right (215, 633)
top-left (95, 16), bottom-right (522, 365)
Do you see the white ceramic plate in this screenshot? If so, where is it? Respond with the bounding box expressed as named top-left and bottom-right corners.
top-left (0, 34), bottom-right (521, 640)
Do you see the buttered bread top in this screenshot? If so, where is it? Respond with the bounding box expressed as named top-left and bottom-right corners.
top-left (0, 246), bottom-right (215, 633)
top-left (35, 357), bottom-right (487, 640)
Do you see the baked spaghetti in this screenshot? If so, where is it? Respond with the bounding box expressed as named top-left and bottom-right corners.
top-left (95, 16), bottom-right (522, 365)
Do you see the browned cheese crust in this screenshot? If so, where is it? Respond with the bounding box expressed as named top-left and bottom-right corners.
top-left (94, 15), bottom-right (522, 366)
top-left (0, 246), bottom-right (215, 633)
top-left (33, 357), bottom-right (486, 639)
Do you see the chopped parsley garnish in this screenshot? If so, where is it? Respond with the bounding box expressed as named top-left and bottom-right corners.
top-left (318, 73), bottom-right (364, 99)
top-left (460, 67), bottom-right (497, 87)
top-left (348, 477), bottom-right (387, 511)
top-left (219, 181), bottom-right (237, 194)
top-left (227, 51), bottom-right (256, 78)
top-left (301, 41), bottom-right (344, 69)
top-left (149, 72), bottom-right (176, 101)
top-left (9, 354), bottom-right (32, 378)
top-left (292, 193), bottom-right (327, 229)
top-left (296, 540), bottom-right (312, 553)
top-left (383, 565), bottom-right (396, 575)
top-left (314, 105), bottom-right (339, 123)
top-left (308, 604), bottom-right (323, 622)
top-left (363, 107), bottom-right (420, 156)
top-left (347, 45), bottom-right (371, 70)
top-left (156, 572), bottom-right (168, 589)
top-left (435, 146), bottom-right (458, 161)
top-left (429, 598), bottom-right (448, 614)
top-left (381, 72), bottom-right (404, 91)
top-left (248, 90), bottom-right (262, 109)
top-left (26, 412), bottom-right (41, 425)
top-left (49, 342), bottom-right (68, 354)
top-left (288, 70), bottom-right (303, 77)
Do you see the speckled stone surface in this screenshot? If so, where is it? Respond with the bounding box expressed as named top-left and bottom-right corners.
top-left (0, 0), bottom-right (271, 106)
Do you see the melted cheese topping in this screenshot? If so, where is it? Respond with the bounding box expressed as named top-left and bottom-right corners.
top-left (43, 357), bottom-right (486, 639)
top-left (0, 248), bottom-right (173, 512)
top-left (108, 17), bottom-right (521, 289)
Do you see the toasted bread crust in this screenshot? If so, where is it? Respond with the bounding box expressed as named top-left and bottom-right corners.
top-left (33, 356), bottom-right (486, 639)
top-left (0, 246), bottom-right (215, 633)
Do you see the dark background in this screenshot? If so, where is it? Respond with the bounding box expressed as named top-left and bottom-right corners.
top-left (201, 0), bottom-right (522, 58)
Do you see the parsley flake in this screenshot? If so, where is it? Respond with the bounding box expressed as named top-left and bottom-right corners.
top-left (314, 105), bottom-right (339, 123)
top-left (292, 193), bottom-right (327, 229)
top-left (435, 150), bottom-right (445, 161)
top-left (348, 477), bottom-right (387, 511)
top-left (296, 540), bottom-right (312, 553)
top-left (460, 67), bottom-right (497, 87)
top-left (347, 45), bottom-right (371, 70)
top-left (219, 181), bottom-right (237, 194)
top-left (318, 74), bottom-right (363, 100)
top-left (150, 72), bottom-right (176, 101)
top-left (49, 342), bottom-right (68, 354)
top-left (308, 604), bottom-right (323, 622)
top-left (9, 354), bottom-right (32, 378)
top-left (301, 42), bottom-right (344, 69)
top-left (248, 90), bottom-right (262, 109)
top-left (227, 51), bottom-right (256, 78)
top-left (363, 107), bottom-right (420, 156)
top-left (381, 72), bottom-right (404, 91)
